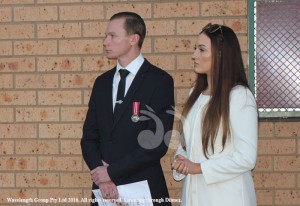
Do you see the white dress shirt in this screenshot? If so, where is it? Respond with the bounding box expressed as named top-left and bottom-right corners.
top-left (112, 54), bottom-right (144, 110)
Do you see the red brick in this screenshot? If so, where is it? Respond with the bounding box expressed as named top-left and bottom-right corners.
top-left (16, 107), bottom-right (59, 122)
top-left (254, 173), bottom-right (296, 188)
top-left (0, 189), bottom-right (37, 204)
top-left (83, 22), bottom-right (107, 38)
top-left (106, 3), bottom-right (151, 19)
top-left (0, 140), bottom-right (14, 155)
top-left (154, 37), bottom-right (195, 53)
top-left (0, 57), bottom-right (35, 72)
top-left (164, 171), bottom-right (183, 189)
top-left (14, 6), bottom-right (57, 21)
top-left (254, 156), bottom-right (273, 171)
top-left (161, 156), bottom-right (173, 173)
top-left (177, 54), bottom-right (194, 70)
top-left (15, 74), bottom-right (58, 89)
top-left (237, 35), bottom-right (247, 52)
top-left (256, 189), bottom-right (273, 205)
top-left (82, 56), bottom-right (116, 71)
top-left (0, 173), bottom-right (14, 187)
top-left (37, 56), bottom-right (81, 72)
top-left (0, 74), bottom-right (13, 89)
top-left (15, 140), bottom-right (59, 154)
top-left (258, 139), bottom-right (296, 155)
top-left (0, 41), bottom-right (12, 55)
top-left (0, 7), bottom-right (12, 22)
top-left (1, 0), bottom-right (34, 4)
top-left (14, 40), bottom-right (57, 55)
top-left (59, 39), bottom-right (102, 55)
top-left (39, 189), bottom-right (82, 199)
top-left (146, 20), bottom-right (175, 36)
top-left (0, 156), bottom-right (37, 171)
top-left (37, 0), bottom-right (80, 4)
top-left (16, 173), bottom-right (59, 187)
top-left (258, 122), bottom-right (274, 138)
top-left (274, 156), bottom-right (300, 172)
top-left (0, 24), bottom-right (34, 39)
top-left (60, 140), bottom-right (82, 155)
top-left (38, 23), bottom-right (81, 38)
top-left (225, 19), bottom-right (248, 34)
top-left (275, 190), bottom-right (300, 205)
top-left (0, 124), bottom-right (37, 138)
top-left (60, 172), bottom-right (91, 188)
top-left (39, 123), bottom-right (82, 139)
top-left (144, 55), bottom-right (176, 71)
top-left (39, 156), bottom-right (82, 171)
top-left (169, 71), bottom-right (196, 87)
top-left (177, 19), bottom-right (222, 35)
top-left (141, 38), bottom-right (151, 54)
top-left (83, 89), bottom-right (91, 105)
top-left (176, 88), bottom-right (190, 105)
top-left (0, 91), bottom-right (36, 105)
top-left (154, 2), bottom-right (199, 18)
top-left (275, 122), bottom-right (300, 137)
top-left (38, 90), bottom-right (82, 105)
top-left (201, 1), bottom-right (247, 17)
top-left (60, 5), bottom-right (104, 20)
top-left (0, 108), bottom-right (13, 123)
top-left (61, 73), bottom-right (99, 88)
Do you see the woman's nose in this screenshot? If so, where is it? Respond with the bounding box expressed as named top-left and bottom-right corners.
top-left (192, 50), bottom-right (198, 59)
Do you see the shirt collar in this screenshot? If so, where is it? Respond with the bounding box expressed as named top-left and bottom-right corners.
top-left (116, 54), bottom-right (144, 75)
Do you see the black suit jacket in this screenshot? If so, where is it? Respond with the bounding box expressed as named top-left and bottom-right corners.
top-left (81, 59), bottom-right (174, 205)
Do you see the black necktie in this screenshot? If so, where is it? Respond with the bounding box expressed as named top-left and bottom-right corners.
top-left (114, 69), bottom-right (130, 114)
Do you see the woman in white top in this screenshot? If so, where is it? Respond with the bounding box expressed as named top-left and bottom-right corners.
top-left (171, 23), bottom-right (258, 206)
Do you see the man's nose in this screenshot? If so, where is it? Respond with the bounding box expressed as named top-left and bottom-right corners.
top-left (103, 37), bottom-right (108, 46)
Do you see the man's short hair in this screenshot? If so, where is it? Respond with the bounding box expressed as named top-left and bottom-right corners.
top-left (110, 12), bottom-right (146, 48)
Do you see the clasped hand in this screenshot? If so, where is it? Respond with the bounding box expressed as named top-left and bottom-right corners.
top-left (91, 161), bottom-right (119, 199)
top-left (171, 155), bottom-right (202, 175)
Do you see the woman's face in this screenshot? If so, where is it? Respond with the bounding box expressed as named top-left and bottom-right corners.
top-left (192, 33), bottom-right (212, 75)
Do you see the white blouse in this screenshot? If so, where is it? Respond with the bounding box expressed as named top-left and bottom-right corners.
top-left (173, 85), bottom-right (258, 206)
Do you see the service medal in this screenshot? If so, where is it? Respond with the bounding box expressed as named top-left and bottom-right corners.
top-left (131, 102), bottom-right (140, 122)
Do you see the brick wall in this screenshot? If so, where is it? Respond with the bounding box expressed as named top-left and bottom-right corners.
top-left (0, 0), bottom-right (299, 205)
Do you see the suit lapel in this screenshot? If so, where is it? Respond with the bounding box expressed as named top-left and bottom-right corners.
top-left (112, 60), bottom-right (149, 129)
top-left (105, 68), bottom-right (115, 130)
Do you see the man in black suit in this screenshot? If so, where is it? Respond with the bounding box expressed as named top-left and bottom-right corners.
top-left (81, 12), bottom-right (174, 206)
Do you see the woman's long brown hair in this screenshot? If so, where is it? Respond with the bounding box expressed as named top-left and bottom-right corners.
top-left (182, 24), bottom-right (250, 158)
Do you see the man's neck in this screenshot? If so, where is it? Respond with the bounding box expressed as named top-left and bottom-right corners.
top-left (118, 49), bottom-right (141, 68)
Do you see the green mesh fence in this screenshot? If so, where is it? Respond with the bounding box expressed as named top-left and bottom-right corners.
top-left (253, 0), bottom-right (300, 118)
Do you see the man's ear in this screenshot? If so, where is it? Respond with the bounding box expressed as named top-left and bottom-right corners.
top-left (130, 34), bottom-right (140, 46)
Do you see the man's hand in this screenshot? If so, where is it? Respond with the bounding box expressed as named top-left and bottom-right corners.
top-left (91, 163), bottom-right (111, 185)
top-left (99, 181), bottom-right (119, 200)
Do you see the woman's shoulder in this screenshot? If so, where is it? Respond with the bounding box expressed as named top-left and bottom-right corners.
top-left (231, 85), bottom-right (252, 96)
top-left (230, 85), bottom-right (256, 107)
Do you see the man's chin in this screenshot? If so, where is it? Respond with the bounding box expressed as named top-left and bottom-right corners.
top-left (105, 55), bottom-right (117, 60)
